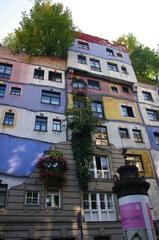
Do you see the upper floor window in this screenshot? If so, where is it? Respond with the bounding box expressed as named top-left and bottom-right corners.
top-left (122, 86), bottom-right (129, 93)
top-left (78, 55), bottom-right (86, 64)
top-left (154, 132), bottom-right (159, 144)
top-left (111, 86), bottom-right (118, 93)
top-left (119, 128), bottom-right (129, 138)
top-left (48, 71), bottom-right (62, 82)
top-left (52, 119), bottom-right (61, 132)
top-left (95, 126), bottom-right (108, 146)
top-left (121, 105), bottom-right (135, 118)
top-left (89, 156), bottom-right (110, 179)
top-left (33, 68), bottom-right (44, 80)
top-left (142, 91), bottom-right (153, 101)
top-left (35, 116), bottom-right (47, 131)
top-left (0, 84), bottom-right (6, 97)
top-left (46, 190), bottom-right (60, 208)
top-left (25, 191), bottom-right (39, 205)
top-left (78, 41), bottom-right (89, 50)
top-left (41, 90), bottom-right (60, 105)
top-left (92, 102), bottom-right (104, 118)
top-left (133, 129), bottom-right (143, 143)
top-left (146, 109), bottom-right (159, 121)
top-left (72, 80), bottom-right (86, 89)
top-left (121, 66), bottom-right (128, 74)
top-left (83, 193), bottom-right (116, 221)
top-left (106, 48), bottom-right (114, 56)
top-left (107, 62), bottom-right (118, 72)
top-left (88, 80), bottom-right (100, 90)
top-left (3, 112), bottom-right (14, 126)
top-left (125, 155), bottom-right (143, 172)
top-left (0, 63), bottom-right (12, 79)
top-left (0, 184), bottom-right (7, 208)
top-left (10, 87), bottom-right (21, 96)
top-left (90, 59), bottom-right (101, 71)
top-left (117, 52), bottom-right (123, 58)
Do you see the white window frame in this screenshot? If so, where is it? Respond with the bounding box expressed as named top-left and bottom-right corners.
top-left (83, 193), bottom-right (116, 222)
top-left (120, 104), bottom-right (136, 118)
top-left (89, 156), bottom-right (110, 179)
top-left (25, 191), bottom-right (40, 205)
top-left (45, 190), bottom-right (60, 208)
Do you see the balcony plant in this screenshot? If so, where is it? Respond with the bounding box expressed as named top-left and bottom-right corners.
top-left (37, 150), bottom-right (68, 188)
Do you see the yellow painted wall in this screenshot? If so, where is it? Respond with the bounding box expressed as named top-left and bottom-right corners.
top-left (103, 97), bottom-right (142, 123)
top-left (127, 149), bottom-right (154, 177)
top-left (67, 93), bottom-right (73, 109)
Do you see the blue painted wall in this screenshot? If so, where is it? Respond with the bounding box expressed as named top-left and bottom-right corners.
top-left (0, 82), bottom-right (66, 113)
top-left (69, 40), bottom-right (131, 65)
top-left (0, 133), bottom-right (52, 176)
top-left (147, 127), bottom-right (159, 150)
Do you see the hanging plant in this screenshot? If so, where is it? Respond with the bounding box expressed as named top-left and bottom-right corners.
top-left (66, 94), bottom-right (99, 191)
top-left (37, 150), bottom-right (68, 188)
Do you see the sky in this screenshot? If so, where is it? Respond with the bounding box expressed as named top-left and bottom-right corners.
top-left (0, 0), bottom-right (159, 50)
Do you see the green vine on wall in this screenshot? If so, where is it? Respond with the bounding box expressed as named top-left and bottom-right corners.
top-left (66, 95), bottom-right (98, 191)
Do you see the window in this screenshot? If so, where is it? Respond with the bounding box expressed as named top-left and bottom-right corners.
top-left (78, 55), bottom-right (86, 64)
top-left (0, 184), bottom-right (7, 208)
top-left (125, 155), bottom-right (143, 172)
top-left (35, 116), bottom-right (47, 131)
top-left (74, 100), bottom-right (85, 109)
top-left (119, 128), bottom-right (129, 138)
top-left (121, 105), bottom-right (135, 118)
top-left (111, 86), bottom-right (118, 93)
top-left (10, 87), bottom-right (21, 96)
top-left (46, 190), bottom-right (60, 208)
top-left (106, 48), bottom-right (114, 56)
top-left (83, 193), bottom-right (116, 221)
top-left (107, 62), bottom-right (118, 72)
top-left (3, 112), bottom-right (14, 126)
top-left (88, 80), bottom-right (100, 90)
top-left (52, 119), bottom-right (61, 131)
top-left (0, 84), bottom-right (6, 97)
top-left (90, 59), bottom-right (101, 71)
top-left (146, 109), bottom-right (159, 121)
top-left (122, 86), bottom-right (129, 93)
top-left (154, 132), bottom-right (159, 144)
top-left (90, 156), bottom-right (110, 179)
top-left (95, 126), bottom-right (108, 146)
top-left (142, 91), bottom-right (153, 101)
top-left (92, 102), bottom-right (104, 118)
top-left (33, 68), bottom-right (44, 80)
top-left (48, 71), bottom-right (62, 82)
top-left (41, 90), bottom-right (60, 105)
top-left (25, 191), bottom-right (39, 205)
top-left (78, 41), bottom-right (89, 50)
top-left (72, 80), bottom-right (85, 89)
top-left (121, 66), bottom-right (128, 74)
top-left (0, 63), bottom-right (12, 79)
top-left (133, 129), bottom-right (143, 143)
top-left (117, 52), bottom-right (123, 58)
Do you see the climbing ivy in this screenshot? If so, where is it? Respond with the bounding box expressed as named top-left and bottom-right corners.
top-left (66, 95), bottom-right (98, 191)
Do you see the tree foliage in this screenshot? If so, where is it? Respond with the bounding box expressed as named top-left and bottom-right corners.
top-left (114, 33), bottom-right (159, 82)
top-left (3, 0), bottom-right (75, 57)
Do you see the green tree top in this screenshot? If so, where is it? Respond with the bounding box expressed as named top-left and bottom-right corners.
top-left (114, 33), bottom-right (159, 83)
top-left (3, 0), bottom-right (75, 57)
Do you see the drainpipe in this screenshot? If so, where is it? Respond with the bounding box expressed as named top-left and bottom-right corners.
top-left (113, 165), bottom-right (157, 240)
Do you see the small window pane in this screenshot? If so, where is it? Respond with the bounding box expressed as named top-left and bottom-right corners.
top-left (33, 69), bottom-right (44, 80)
top-left (52, 119), bottom-right (61, 131)
top-left (133, 129), bottom-right (143, 143)
top-left (25, 191), bottom-right (39, 205)
top-left (107, 62), bottom-right (118, 72)
top-left (41, 90), bottom-right (60, 105)
top-left (0, 84), bottom-right (6, 97)
top-left (142, 91), bottom-right (153, 101)
top-left (106, 48), bottom-right (114, 56)
top-left (78, 55), bottom-right (86, 64)
top-left (3, 112), bottom-right (14, 126)
top-left (119, 128), bottom-right (129, 138)
top-left (78, 41), bottom-right (89, 50)
top-left (90, 59), bottom-right (101, 71)
top-left (35, 116), bottom-right (47, 131)
top-left (10, 87), bottom-right (21, 96)
top-left (48, 71), bottom-right (62, 82)
top-left (0, 63), bottom-right (12, 79)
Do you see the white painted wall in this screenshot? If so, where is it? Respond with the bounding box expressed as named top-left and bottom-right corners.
top-left (0, 106), bottom-right (66, 143)
top-left (139, 103), bottom-right (159, 126)
top-left (67, 51), bottom-right (137, 84)
top-left (138, 84), bottom-right (159, 107)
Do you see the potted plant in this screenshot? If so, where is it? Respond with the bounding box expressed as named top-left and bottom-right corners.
top-left (37, 150), bottom-right (68, 188)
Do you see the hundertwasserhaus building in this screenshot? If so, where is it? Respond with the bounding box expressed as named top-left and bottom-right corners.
top-left (0, 33), bottom-right (159, 240)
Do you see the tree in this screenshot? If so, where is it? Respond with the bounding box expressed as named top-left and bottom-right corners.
top-left (114, 33), bottom-right (159, 82)
top-left (3, 0), bottom-right (75, 57)
top-left (113, 33), bottom-right (139, 54)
